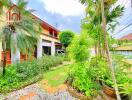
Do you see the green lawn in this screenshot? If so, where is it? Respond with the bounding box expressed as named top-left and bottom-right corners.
top-left (42, 64), bottom-right (70, 87)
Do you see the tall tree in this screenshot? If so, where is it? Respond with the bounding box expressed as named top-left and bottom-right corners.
top-left (0, 0), bottom-right (41, 75)
top-left (59, 30), bottom-right (75, 49)
top-left (80, 0), bottom-right (124, 99)
top-left (101, 0), bottom-right (121, 99)
top-left (81, 0), bottom-right (124, 56)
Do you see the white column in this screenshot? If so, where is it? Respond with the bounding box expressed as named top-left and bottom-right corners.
top-left (11, 33), bottom-right (20, 64)
top-left (37, 39), bottom-right (42, 58)
top-left (11, 48), bottom-right (20, 63)
top-left (51, 41), bottom-right (55, 56)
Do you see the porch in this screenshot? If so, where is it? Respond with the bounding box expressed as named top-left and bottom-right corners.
top-left (0, 40), bottom-right (62, 65)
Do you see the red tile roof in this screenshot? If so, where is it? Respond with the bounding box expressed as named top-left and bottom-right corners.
top-left (120, 33), bottom-right (132, 40)
top-left (31, 14), bottom-right (59, 34)
top-left (9, 4), bottom-right (60, 34)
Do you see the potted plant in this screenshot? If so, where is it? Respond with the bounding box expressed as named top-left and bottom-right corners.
top-left (91, 57), bottom-right (116, 97)
top-left (102, 78), bottom-right (116, 97)
top-left (101, 66), bottom-right (132, 99)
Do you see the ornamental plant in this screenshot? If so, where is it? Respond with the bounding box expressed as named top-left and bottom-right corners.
top-left (68, 32), bottom-right (93, 62)
top-left (59, 30), bottom-right (75, 49)
top-left (68, 32), bottom-right (101, 97)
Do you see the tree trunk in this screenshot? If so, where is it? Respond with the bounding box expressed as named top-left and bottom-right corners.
top-left (101, 0), bottom-right (121, 100)
top-left (2, 41), bottom-right (6, 75)
top-left (95, 43), bottom-right (98, 56)
top-left (98, 32), bottom-right (102, 57)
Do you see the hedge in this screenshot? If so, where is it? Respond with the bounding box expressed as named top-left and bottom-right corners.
top-left (0, 55), bottom-right (64, 93)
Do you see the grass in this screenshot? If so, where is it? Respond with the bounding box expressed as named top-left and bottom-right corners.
top-left (42, 64), bottom-right (70, 87)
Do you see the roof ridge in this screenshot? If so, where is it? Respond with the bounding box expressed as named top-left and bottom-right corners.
top-left (120, 33), bottom-right (132, 40)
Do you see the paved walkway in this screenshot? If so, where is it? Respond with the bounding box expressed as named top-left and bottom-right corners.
top-left (0, 62), bottom-right (116, 100)
top-left (1, 84), bottom-right (117, 100)
top-left (2, 84), bottom-right (77, 100)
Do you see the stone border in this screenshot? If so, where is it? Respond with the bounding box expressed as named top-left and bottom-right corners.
top-left (67, 85), bottom-right (92, 100)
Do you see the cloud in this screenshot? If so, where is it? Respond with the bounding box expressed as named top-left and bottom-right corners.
top-left (39, 0), bottom-right (85, 16)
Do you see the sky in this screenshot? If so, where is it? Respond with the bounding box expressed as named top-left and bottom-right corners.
top-left (24, 0), bottom-right (85, 34)
top-left (11, 0), bottom-right (132, 38)
top-left (112, 0), bottom-right (132, 38)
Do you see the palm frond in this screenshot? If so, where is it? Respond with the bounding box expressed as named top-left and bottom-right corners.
top-left (0, 0), bottom-right (41, 55)
top-left (109, 5), bottom-right (124, 19)
top-left (17, 0), bottom-right (28, 9)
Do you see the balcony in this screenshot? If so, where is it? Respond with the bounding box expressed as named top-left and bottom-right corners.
top-left (42, 33), bottom-right (59, 39)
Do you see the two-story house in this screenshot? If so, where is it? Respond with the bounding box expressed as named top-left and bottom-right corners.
top-left (0, 5), bottom-right (61, 64)
top-left (115, 33), bottom-right (132, 59)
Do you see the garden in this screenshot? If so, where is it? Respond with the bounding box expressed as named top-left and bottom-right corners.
top-left (0, 0), bottom-right (132, 100)
top-left (0, 55), bottom-right (65, 93)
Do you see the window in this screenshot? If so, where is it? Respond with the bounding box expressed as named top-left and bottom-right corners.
top-left (54, 33), bottom-right (58, 37)
top-left (49, 31), bottom-right (53, 36)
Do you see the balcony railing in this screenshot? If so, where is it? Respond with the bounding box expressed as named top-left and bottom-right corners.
top-left (42, 33), bottom-right (59, 39)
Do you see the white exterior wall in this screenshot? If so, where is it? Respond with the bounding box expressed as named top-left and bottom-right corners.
top-left (11, 48), bottom-right (20, 63)
top-left (51, 41), bottom-right (55, 56)
top-left (37, 38), bottom-right (56, 58)
top-left (42, 42), bottom-right (52, 47)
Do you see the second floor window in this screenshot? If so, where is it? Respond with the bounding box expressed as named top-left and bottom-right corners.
top-left (49, 31), bottom-right (53, 37)
top-left (49, 30), bottom-right (58, 38)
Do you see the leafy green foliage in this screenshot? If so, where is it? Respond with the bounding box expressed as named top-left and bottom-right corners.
top-left (68, 32), bottom-right (93, 62)
top-left (70, 62), bottom-right (100, 96)
top-left (90, 56), bottom-right (132, 95)
top-left (80, 0), bottom-right (124, 57)
top-left (68, 32), bottom-right (100, 96)
top-left (59, 30), bottom-right (75, 48)
top-left (0, 56), bottom-right (64, 93)
top-left (90, 57), bottom-right (111, 81)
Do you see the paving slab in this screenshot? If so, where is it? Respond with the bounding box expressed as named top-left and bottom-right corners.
top-left (2, 84), bottom-right (77, 100)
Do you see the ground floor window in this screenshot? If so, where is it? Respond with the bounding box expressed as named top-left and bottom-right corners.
top-left (42, 46), bottom-right (51, 55)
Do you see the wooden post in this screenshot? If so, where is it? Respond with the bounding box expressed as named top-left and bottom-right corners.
top-left (101, 0), bottom-right (121, 100)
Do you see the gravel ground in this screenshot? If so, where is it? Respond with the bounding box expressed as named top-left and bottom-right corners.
top-left (1, 84), bottom-right (77, 100)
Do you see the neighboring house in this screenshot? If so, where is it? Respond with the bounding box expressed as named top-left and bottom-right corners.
top-left (119, 33), bottom-right (132, 41)
top-left (0, 5), bottom-right (61, 64)
top-left (114, 33), bottom-right (132, 59)
top-left (114, 46), bottom-right (132, 57)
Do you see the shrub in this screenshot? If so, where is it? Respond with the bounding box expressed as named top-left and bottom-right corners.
top-left (0, 55), bottom-right (64, 93)
top-left (68, 32), bottom-right (93, 62)
top-left (91, 56), bottom-right (132, 96)
top-left (70, 62), bottom-right (100, 96)
top-left (0, 67), bottom-right (3, 77)
top-left (90, 57), bottom-right (111, 81)
top-left (38, 55), bottom-right (64, 71)
top-left (59, 30), bottom-right (75, 48)
top-left (15, 59), bottom-right (42, 80)
top-left (67, 32), bottom-right (100, 96)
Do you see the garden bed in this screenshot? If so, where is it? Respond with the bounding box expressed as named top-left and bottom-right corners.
top-left (102, 82), bottom-right (116, 98)
top-left (66, 83), bottom-right (117, 100)
top-left (67, 85), bottom-right (92, 100)
top-left (0, 56), bottom-right (65, 94)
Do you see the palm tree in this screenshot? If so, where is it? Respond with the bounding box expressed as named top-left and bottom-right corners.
top-left (101, 0), bottom-right (121, 99)
top-left (0, 0), bottom-right (41, 75)
top-left (80, 0), bottom-right (124, 99)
